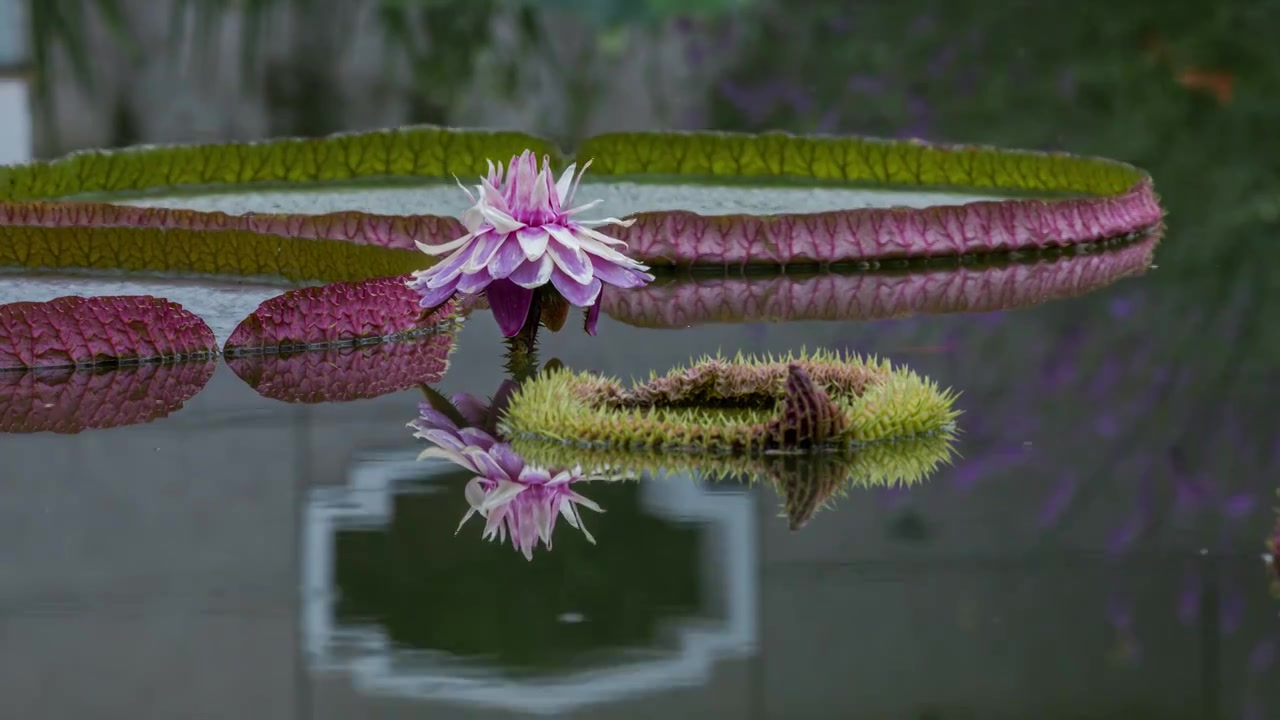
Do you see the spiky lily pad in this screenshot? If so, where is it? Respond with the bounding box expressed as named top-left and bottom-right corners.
top-left (226, 332), bottom-right (457, 404)
top-left (0, 295), bottom-right (216, 369)
top-left (222, 274), bottom-right (458, 356)
top-left (0, 362), bottom-right (215, 433)
top-left (604, 232), bottom-right (1160, 327)
top-left (500, 349), bottom-right (959, 454)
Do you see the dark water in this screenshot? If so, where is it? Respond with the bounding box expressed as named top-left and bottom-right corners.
top-left (4, 2), bottom-right (1280, 719)
top-left (4, 239), bottom-right (1278, 720)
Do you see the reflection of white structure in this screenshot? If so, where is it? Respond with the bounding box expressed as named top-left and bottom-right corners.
top-left (302, 450), bottom-right (758, 716)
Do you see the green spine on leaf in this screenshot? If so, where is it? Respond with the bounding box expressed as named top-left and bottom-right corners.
top-left (0, 126), bottom-right (561, 201)
top-left (499, 349), bottom-right (961, 455)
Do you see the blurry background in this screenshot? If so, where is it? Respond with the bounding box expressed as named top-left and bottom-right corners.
top-left (2, 1), bottom-right (1279, 718)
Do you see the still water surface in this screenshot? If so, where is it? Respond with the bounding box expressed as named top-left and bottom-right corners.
top-left (1, 197), bottom-right (1277, 720)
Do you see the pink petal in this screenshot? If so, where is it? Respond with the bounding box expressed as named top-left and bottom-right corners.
top-left (422, 241), bottom-right (481, 289)
top-left (484, 278), bottom-right (536, 337)
top-left (461, 230), bottom-right (508, 272)
top-left (551, 270), bottom-right (602, 308)
top-left (452, 393), bottom-right (489, 427)
top-left (585, 294), bottom-right (602, 335)
top-left (464, 447), bottom-right (512, 481)
top-left (414, 407), bottom-right (459, 432)
top-left (410, 274), bottom-right (460, 309)
top-left (490, 443), bottom-right (527, 479)
top-left (458, 426), bottom-right (499, 450)
top-left (455, 267), bottom-right (494, 295)
top-left (508, 254), bottom-right (554, 289)
top-left (588, 254), bottom-right (653, 289)
top-left (517, 227), bottom-right (550, 260)
top-left (488, 234), bottom-right (527, 279)
top-left (545, 228), bottom-right (594, 284)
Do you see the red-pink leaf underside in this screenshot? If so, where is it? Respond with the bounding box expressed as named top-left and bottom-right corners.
top-left (0, 296), bottom-right (217, 369)
top-left (0, 361), bottom-right (215, 433)
top-left (0, 180), bottom-right (1160, 267)
top-left (602, 234), bottom-right (1159, 328)
top-left (226, 333), bottom-right (455, 404)
top-left (222, 273), bottom-right (456, 354)
top-left (615, 180), bottom-right (1162, 266)
top-left (0, 201), bottom-right (464, 251)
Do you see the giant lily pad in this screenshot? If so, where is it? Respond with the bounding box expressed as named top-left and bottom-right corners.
top-left (0, 295), bottom-right (216, 369)
top-left (222, 274), bottom-right (458, 355)
top-left (0, 125), bottom-right (1162, 283)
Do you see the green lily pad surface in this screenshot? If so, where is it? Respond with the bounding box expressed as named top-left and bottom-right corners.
top-left (0, 125), bottom-right (1162, 343)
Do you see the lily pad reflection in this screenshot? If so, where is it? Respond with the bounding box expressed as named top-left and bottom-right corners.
top-left (603, 232), bottom-right (1160, 328)
top-left (511, 433), bottom-right (955, 530)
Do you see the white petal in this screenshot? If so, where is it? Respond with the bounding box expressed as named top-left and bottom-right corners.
top-left (480, 177), bottom-right (511, 215)
top-left (415, 232), bottom-right (474, 256)
top-left (534, 498), bottom-right (553, 544)
top-left (452, 173), bottom-right (476, 203)
top-left (484, 504), bottom-right (509, 540)
top-left (481, 478), bottom-right (527, 511)
top-left (516, 227), bottom-right (550, 261)
top-left (567, 490), bottom-right (605, 515)
top-left (531, 163), bottom-right (551, 211)
top-left (566, 158), bottom-right (592, 207)
top-left (575, 233), bottom-right (644, 266)
top-left (464, 478), bottom-right (488, 509)
top-left (559, 498), bottom-right (581, 529)
top-left (482, 204), bottom-right (525, 234)
top-left (563, 198), bottom-right (604, 216)
top-left (576, 216), bottom-right (636, 232)
top-left (547, 470), bottom-right (576, 486)
top-left (456, 508), bottom-right (478, 534)
top-left (416, 446), bottom-right (477, 474)
top-left (460, 206), bottom-right (485, 234)
top-left (554, 163), bottom-right (577, 202)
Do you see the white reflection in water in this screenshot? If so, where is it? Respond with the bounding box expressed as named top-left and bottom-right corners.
top-left (302, 451), bottom-right (758, 716)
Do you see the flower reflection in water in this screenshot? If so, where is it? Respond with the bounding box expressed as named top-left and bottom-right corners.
top-left (410, 391), bottom-right (608, 560)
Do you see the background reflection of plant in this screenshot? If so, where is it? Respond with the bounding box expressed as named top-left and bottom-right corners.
top-left (333, 474), bottom-right (707, 675)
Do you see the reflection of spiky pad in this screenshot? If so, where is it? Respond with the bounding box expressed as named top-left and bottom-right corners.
top-left (509, 433), bottom-right (956, 529)
top-left (502, 349), bottom-right (959, 454)
top-left (770, 455), bottom-right (847, 530)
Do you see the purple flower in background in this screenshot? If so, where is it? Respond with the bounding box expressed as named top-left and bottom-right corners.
top-left (1267, 511), bottom-right (1280, 591)
top-left (410, 399), bottom-right (604, 560)
top-left (407, 151), bottom-right (653, 337)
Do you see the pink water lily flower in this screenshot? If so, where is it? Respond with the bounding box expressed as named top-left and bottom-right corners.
top-left (406, 150), bottom-right (654, 337)
top-left (410, 400), bottom-right (603, 560)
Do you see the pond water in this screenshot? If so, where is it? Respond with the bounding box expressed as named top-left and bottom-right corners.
top-left (3, 65), bottom-right (1280, 720)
